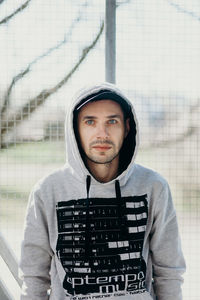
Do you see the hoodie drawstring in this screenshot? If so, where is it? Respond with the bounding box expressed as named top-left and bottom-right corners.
top-left (85, 175), bottom-right (91, 259)
top-left (86, 175), bottom-right (91, 198)
top-left (115, 180), bottom-right (121, 200)
top-left (115, 180), bottom-right (125, 231)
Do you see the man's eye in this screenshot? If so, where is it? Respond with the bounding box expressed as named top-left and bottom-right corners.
top-left (86, 120), bottom-right (94, 125)
top-left (108, 119), bottom-right (117, 124)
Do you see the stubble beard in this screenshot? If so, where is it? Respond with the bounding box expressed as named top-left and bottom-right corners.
top-left (85, 140), bottom-right (119, 165)
top-left (85, 151), bottom-right (119, 166)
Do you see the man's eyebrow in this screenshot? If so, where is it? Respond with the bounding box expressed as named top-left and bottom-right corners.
top-left (106, 114), bottom-right (122, 119)
top-left (82, 116), bottom-right (97, 120)
top-left (81, 114), bottom-right (122, 120)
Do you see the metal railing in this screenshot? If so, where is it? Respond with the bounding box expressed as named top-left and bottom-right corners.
top-left (0, 278), bottom-right (14, 300)
top-left (0, 232), bottom-right (22, 299)
top-left (105, 0), bottom-right (116, 83)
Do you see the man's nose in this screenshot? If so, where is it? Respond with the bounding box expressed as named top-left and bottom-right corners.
top-left (96, 124), bottom-right (109, 139)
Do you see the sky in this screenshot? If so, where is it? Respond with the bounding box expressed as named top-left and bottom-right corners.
top-left (117, 0), bottom-right (200, 98)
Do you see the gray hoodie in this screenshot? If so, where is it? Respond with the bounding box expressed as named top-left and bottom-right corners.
top-left (19, 82), bottom-right (186, 300)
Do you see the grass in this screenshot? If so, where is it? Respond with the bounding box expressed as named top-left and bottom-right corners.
top-left (0, 187), bottom-right (28, 202)
top-left (0, 140), bottom-right (65, 164)
top-left (0, 141), bottom-right (65, 229)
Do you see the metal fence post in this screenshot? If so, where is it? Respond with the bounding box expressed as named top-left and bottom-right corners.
top-left (105, 0), bottom-right (116, 83)
top-left (0, 278), bottom-right (14, 300)
top-left (0, 232), bottom-right (22, 287)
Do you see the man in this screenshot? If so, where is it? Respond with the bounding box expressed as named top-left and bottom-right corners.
top-left (19, 82), bottom-right (186, 300)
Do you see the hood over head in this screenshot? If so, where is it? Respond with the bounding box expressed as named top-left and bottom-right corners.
top-left (65, 82), bottom-right (139, 184)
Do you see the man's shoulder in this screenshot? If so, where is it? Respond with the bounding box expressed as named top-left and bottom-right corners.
top-left (32, 165), bottom-right (68, 192)
top-left (133, 163), bottom-right (169, 188)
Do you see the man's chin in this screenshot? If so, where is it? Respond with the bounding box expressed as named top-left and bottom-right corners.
top-left (88, 158), bottom-right (113, 165)
top-left (86, 154), bottom-right (118, 165)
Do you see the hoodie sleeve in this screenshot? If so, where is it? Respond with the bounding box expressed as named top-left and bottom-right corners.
top-left (19, 188), bottom-right (53, 300)
top-left (150, 182), bottom-right (186, 300)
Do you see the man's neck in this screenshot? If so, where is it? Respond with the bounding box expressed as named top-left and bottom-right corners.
top-left (86, 157), bottom-right (119, 183)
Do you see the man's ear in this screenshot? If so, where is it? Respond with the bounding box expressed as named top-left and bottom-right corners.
top-left (125, 118), bottom-right (130, 138)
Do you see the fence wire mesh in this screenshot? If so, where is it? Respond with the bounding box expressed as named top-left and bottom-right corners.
top-left (0, 1), bottom-right (199, 299)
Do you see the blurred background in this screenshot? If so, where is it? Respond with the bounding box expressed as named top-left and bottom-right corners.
top-left (0, 0), bottom-right (199, 299)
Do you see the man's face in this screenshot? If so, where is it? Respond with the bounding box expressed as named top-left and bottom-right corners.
top-left (77, 100), bottom-right (130, 165)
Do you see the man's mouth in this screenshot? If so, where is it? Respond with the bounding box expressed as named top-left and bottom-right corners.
top-left (92, 145), bottom-right (112, 151)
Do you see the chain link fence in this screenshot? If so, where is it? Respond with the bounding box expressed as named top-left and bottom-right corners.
top-left (0, 1), bottom-right (199, 299)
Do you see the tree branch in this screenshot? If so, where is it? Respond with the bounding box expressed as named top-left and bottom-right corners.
top-left (166, 0), bottom-right (200, 22)
top-left (116, 0), bottom-right (131, 8)
top-left (1, 69), bottom-right (30, 116)
top-left (1, 21), bottom-right (104, 137)
top-left (0, 0), bottom-right (32, 25)
top-left (0, 0), bottom-right (6, 5)
top-left (1, 1), bottom-right (89, 117)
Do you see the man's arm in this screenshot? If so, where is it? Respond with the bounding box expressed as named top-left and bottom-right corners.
top-left (19, 188), bottom-right (53, 300)
top-left (150, 183), bottom-right (186, 300)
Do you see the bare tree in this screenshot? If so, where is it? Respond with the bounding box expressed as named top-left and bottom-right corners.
top-left (1, 2), bottom-right (88, 116)
top-left (0, 2), bottom-right (104, 148)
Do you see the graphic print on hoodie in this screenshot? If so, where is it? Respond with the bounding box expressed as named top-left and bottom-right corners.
top-left (56, 191), bottom-right (148, 296)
